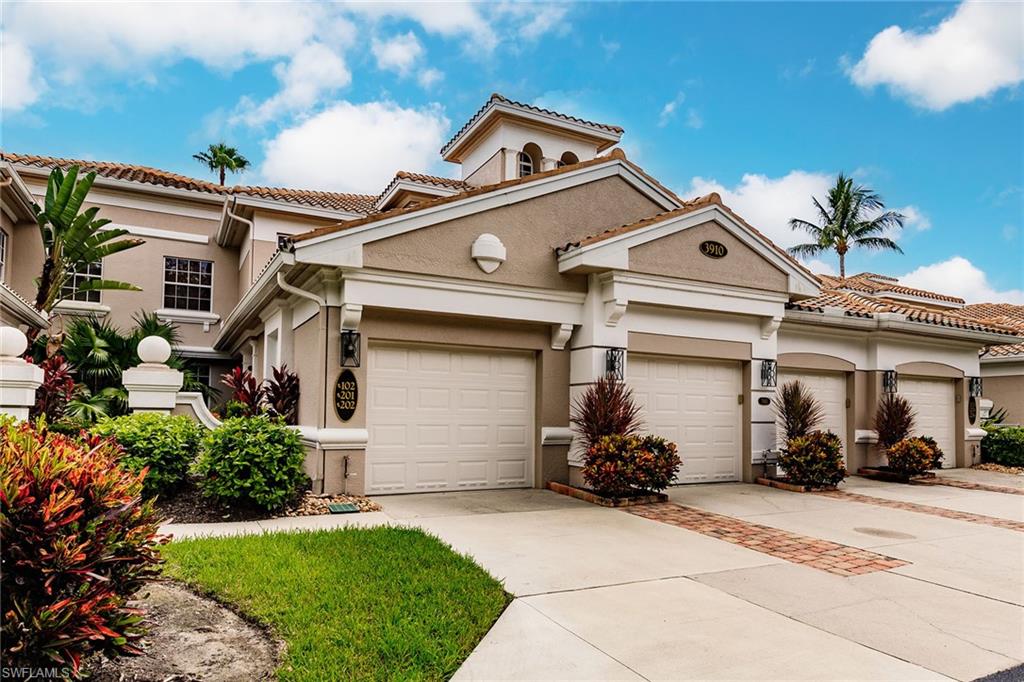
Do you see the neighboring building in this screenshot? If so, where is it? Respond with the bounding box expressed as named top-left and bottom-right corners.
top-left (1, 93), bottom-right (1019, 494)
top-left (959, 303), bottom-right (1024, 425)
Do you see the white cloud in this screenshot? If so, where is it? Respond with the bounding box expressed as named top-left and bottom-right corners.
top-left (372, 32), bottom-right (423, 76)
top-left (895, 205), bottom-right (932, 232)
top-left (899, 256), bottom-right (1024, 304)
top-left (685, 108), bottom-right (703, 129)
top-left (600, 36), bottom-right (621, 60)
top-left (417, 68), bottom-right (444, 89)
top-left (346, 2), bottom-right (498, 53)
top-left (848, 1), bottom-right (1024, 110)
top-left (685, 171), bottom-right (834, 248)
top-left (260, 100), bottom-right (449, 193)
top-left (658, 92), bottom-right (685, 127)
top-left (802, 258), bottom-right (837, 277)
top-left (1, 36), bottom-right (44, 111)
top-left (231, 43), bottom-right (350, 127)
top-left (494, 2), bottom-right (571, 41)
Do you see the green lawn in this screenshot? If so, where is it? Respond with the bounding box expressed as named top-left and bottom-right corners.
top-left (162, 526), bottom-right (510, 681)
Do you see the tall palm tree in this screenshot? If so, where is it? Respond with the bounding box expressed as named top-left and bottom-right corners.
top-left (788, 173), bottom-right (905, 278)
top-left (193, 142), bottom-right (250, 185)
top-left (32, 166), bottom-right (143, 316)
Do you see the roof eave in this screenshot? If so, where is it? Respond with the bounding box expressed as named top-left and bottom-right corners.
top-left (0, 163), bottom-right (38, 222)
top-left (214, 251), bottom-right (294, 351)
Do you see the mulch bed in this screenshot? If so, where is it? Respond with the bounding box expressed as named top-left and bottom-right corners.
top-left (973, 462), bottom-right (1024, 476)
top-left (548, 481), bottom-right (668, 507)
top-left (755, 476), bottom-right (838, 493)
top-left (857, 466), bottom-right (935, 483)
top-left (156, 479), bottom-right (381, 524)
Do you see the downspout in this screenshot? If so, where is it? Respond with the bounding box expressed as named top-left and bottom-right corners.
top-left (226, 199), bottom-right (256, 284)
top-left (275, 269), bottom-right (331, 491)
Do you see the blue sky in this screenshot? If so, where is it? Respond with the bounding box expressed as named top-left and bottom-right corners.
top-left (3, 1), bottom-right (1022, 302)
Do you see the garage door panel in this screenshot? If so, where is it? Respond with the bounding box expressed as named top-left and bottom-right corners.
top-left (367, 345), bottom-right (534, 494)
top-left (900, 377), bottom-right (955, 469)
top-left (630, 355), bottom-right (742, 484)
top-left (778, 370), bottom-right (848, 459)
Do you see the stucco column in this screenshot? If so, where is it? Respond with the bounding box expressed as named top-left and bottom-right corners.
top-left (0, 327), bottom-right (44, 422)
top-left (123, 336), bottom-right (184, 415)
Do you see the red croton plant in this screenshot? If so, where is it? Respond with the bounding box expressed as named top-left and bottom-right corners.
top-left (0, 419), bottom-right (165, 676)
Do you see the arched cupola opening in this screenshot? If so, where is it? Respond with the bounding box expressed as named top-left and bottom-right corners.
top-left (518, 142), bottom-right (543, 178)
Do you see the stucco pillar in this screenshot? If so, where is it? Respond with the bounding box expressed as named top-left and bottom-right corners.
top-left (123, 336), bottom-right (184, 415)
top-left (0, 327), bottom-right (44, 422)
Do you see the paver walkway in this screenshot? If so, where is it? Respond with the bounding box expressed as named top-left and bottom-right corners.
top-left (818, 489), bottom-right (1024, 532)
top-left (917, 476), bottom-right (1024, 496)
top-left (628, 502), bottom-right (908, 576)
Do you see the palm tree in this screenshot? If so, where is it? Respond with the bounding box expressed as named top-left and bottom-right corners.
top-left (32, 166), bottom-right (143, 316)
top-left (788, 173), bottom-right (905, 278)
top-left (193, 142), bottom-right (250, 185)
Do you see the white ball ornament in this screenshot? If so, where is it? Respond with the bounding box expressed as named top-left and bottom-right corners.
top-left (137, 335), bottom-right (172, 364)
top-left (0, 326), bottom-right (29, 358)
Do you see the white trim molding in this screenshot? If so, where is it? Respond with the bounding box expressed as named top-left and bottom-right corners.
top-left (175, 392), bottom-right (222, 430)
top-left (854, 429), bottom-right (879, 445)
top-left (156, 308), bottom-right (221, 332)
top-left (541, 427), bottom-right (573, 446)
top-left (52, 300), bottom-right (111, 318)
top-left (551, 323), bottom-right (574, 350)
top-left (295, 426), bottom-right (369, 450)
top-left (107, 223), bottom-right (209, 244)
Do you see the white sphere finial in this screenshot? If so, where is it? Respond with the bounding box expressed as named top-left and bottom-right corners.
top-left (0, 326), bottom-right (29, 358)
top-left (137, 335), bottom-right (172, 364)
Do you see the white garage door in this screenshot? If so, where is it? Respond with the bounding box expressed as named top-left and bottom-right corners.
top-left (778, 370), bottom-right (848, 460)
top-left (900, 376), bottom-right (956, 469)
top-left (366, 344), bottom-right (534, 494)
top-left (629, 355), bottom-right (742, 484)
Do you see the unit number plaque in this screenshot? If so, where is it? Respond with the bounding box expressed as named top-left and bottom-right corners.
top-left (334, 369), bottom-right (358, 422)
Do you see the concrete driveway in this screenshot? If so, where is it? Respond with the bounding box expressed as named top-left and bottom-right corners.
top-left (375, 474), bottom-right (1024, 681)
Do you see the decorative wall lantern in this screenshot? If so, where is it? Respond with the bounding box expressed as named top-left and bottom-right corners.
top-left (760, 359), bottom-right (778, 388)
top-left (968, 376), bottom-right (983, 397)
top-left (340, 330), bottom-right (361, 368)
top-left (605, 348), bottom-right (625, 381)
top-left (882, 370), bottom-right (898, 394)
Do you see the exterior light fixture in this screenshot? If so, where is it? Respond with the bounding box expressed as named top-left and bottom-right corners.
top-left (340, 330), bottom-right (361, 368)
top-left (605, 348), bottom-right (625, 381)
top-left (760, 359), bottom-right (778, 388)
top-left (968, 376), bottom-right (983, 397)
top-left (882, 370), bottom-right (898, 394)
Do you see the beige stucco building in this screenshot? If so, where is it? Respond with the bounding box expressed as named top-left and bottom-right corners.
top-left (2, 93), bottom-right (1020, 494)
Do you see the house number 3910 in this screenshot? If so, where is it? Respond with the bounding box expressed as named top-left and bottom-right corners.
top-left (699, 240), bottom-right (728, 259)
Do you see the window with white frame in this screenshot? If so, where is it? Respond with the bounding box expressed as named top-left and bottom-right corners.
top-left (60, 261), bottom-right (102, 303)
top-left (163, 256), bottom-right (213, 311)
top-left (517, 151), bottom-right (534, 178)
top-left (0, 230), bottom-right (8, 280)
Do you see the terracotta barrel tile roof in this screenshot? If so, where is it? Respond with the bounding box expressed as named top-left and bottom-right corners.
top-left (3, 151), bottom-right (377, 215)
top-left (232, 186), bottom-right (376, 214)
top-left (960, 303), bottom-right (1024, 357)
top-left (4, 151), bottom-right (224, 194)
top-left (819, 272), bottom-right (965, 305)
top-left (441, 92), bottom-right (624, 156)
top-left (788, 289), bottom-right (1017, 335)
top-left (392, 171), bottom-right (471, 190)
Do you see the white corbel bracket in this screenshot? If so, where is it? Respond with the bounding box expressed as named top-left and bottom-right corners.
top-left (604, 298), bottom-right (627, 327)
top-left (760, 315), bottom-right (782, 340)
top-left (340, 303), bottom-right (363, 331)
top-left (551, 323), bottom-right (574, 350)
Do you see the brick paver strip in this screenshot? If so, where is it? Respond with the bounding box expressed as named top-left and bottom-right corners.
top-left (817, 490), bottom-right (1024, 532)
top-left (626, 503), bottom-right (908, 576)
top-left (914, 477), bottom-right (1024, 496)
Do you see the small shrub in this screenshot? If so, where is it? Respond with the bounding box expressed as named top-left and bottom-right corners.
top-left (1, 418), bottom-right (164, 676)
top-left (94, 413), bottom-right (203, 497)
top-left (265, 365), bottom-right (300, 425)
top-left (887, 437), bottom-right (935, 475)
top-left (195, 415), bottom-right (306, 510)
top-left (582, 434), bottom-right (680, 497)
top-left (31, 355), bottom-right (76, 421)
top-left (46, 415), bottom-right (91, 438)
top-left (918, 435), bottom-right (944, 468)
top-left (570, 376), bottom-right (643, 450)
top-left (981, 427), bottom-right (1024, 467)
top-left (773, 380), bottom-right (824, 443)
top-left (874, 394), bottom-right (915, 449)
top-left (779, 430), bottom-right (845, 488)
top-left (221, 366), bottom-right (264, 416)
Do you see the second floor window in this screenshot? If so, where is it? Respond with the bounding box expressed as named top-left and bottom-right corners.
top-left (518, 151), bottom-right (534, 178)
top-left (61, 261), bottom-right (102, 303)
top-left (163, 256), bottom-right (213, 311)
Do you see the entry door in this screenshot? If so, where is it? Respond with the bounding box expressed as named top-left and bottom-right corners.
top-left (900, 377), bottom-right (956, 468)
top-left (777, 370), bottom-right (848, 458)
top-left (629, 355), bottom-right (742, 484)
top-left (366, 344), bottom-right (535, 494)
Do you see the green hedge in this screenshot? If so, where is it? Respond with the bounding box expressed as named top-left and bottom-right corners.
top-left (981, 427), bottom-right (1024, 467)
top-left (94, 413), bottom-right (202, 497)
top-left (195, 415), bottom-right (306, 511)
